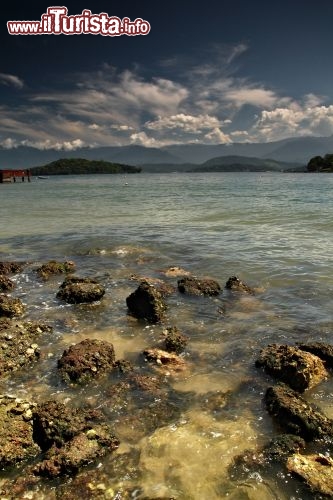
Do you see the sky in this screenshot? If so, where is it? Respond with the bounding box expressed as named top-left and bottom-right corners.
top-left (1, 0), bottom-right (333, 151)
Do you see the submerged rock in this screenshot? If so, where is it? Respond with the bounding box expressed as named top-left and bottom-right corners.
top-left (0, 261), bottom-right (24, 275)
top-left (0, 319), bottom-right (51, 376)
top-left (297, 342), bottom-right (333, 368)
top-left (0, 294), bottom-right (25, 318)
top-left (58, 338), bottom-right (116, 384)
top-left (161, 266), bottom-right (192, 278)
top-left (256, 344), bottom-right (327, 392)
top-left (126, 281), bottom-right (166, 323)
top-left (164, 326), bottom-right (188, 354)
top-left (103, 371), bottom-right (183, 443)
top-left (264, 383), bottom-right (333, 441)
top-left (0, 395), bottom-right (40, 468)
top-left (287, 453), bottom-right (333, 497)
top-left (57, 276), bottom-right (105, 304)
top-left (32, 400), bottom-right (119, 478)
top-left (36, 426), bottom-right (119, 478)
top-left (0, 275), bottom-right (15, 292)
top-left (231, 433), bottom-right (306, 477)
top-left (36, 260), bottom-right (76, 280)
top-left (143, 348), bottom-right (186, 374)
top-left (177, 276), bottom-right (221, 296)
top-left (32, 400), bottom-right (102, 450)
top-left (225, 276), bottom-right (255, 295)
top-left (56, 449), bottom-right (141, 500)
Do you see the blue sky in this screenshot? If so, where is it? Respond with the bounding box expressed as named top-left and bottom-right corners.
top-left (1, 0), bottom-right (333, 150)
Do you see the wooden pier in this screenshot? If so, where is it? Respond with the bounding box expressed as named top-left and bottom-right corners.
top-left (0, 169), bottom-right (31, 183)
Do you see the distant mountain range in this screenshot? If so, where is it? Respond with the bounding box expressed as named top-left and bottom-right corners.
top-left (1, 135), bottom-right (333, 169)
top-left (141, 156), bottom-right (303, 173)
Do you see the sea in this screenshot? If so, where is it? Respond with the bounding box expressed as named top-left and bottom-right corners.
top-left (0, 172), bottom-right (333, 499)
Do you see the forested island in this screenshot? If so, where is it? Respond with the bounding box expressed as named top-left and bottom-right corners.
top-left (31, 158), bottom-right (141, 176)
top-left (307, 154), bottom-right (333, 172)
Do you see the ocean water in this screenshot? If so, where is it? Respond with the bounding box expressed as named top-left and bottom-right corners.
top-left (0, 172), bottom-right (333, 498)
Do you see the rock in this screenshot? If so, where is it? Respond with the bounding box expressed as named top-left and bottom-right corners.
top-left (0, 320), bottom-right (50, 376)
top-left (32, 400), bottom-right (102, 451)
top-left (161, 266), bottom-right (191, 278)
top-left (34, 425), bottom-right (119, 478)
top-left (55, 449), bottom-right (141, 500)
top-left (256, 344), bottom-right (327, 392)
top-left (58, 338), bottom-right (116, 384)
top-left (110, 398), bottom-right (180, 444)
top-left (130, 274), bottom-right (176, 297)
top-left (230, 434), bottom-right (306, 478)
top-left (143, 348), bottom-right (186, 373)
top-left (36, 260), bottom-right (75, 280)
top-left (297, 342), bottom-right (333, 368)
top-left (196, 390), bottom-right (232, 415)
top-left (0, 261), bottom-right (24, 275)
top-left (156, 281), bottom-right (177, 297)
top-left (177, 276), bottom-right (221, 296)
top-left (56, 276), bottom-right (105, 304)
top-left (31, 400), bottom-right (119, 478)
top-left (0, 395), bottom-right (40, 468)
top-left (0, 275), bottom-right (15, 292)
top-left (0, 294), bottom-right (25, 318)
top-left (264, 383), bottom-right (333, 441)
top-left (128, 373), bottom-right (166, 396)
top-left (287, 453), bottom-right (333, 497)
top-left (225, 276), bottom-right (255, 294)
top-left (126, 281), bottom-right (166, 323)
top-left (114, 358), bottom-right (134, 374)
top-left (164, 326), bottom-right (188, 354)
top-left (129, 276), bottom-right (175, 297)
top-left (106, 373), bottom-right (167, 410)
top-left (263, 434), bottom-right (306, 462)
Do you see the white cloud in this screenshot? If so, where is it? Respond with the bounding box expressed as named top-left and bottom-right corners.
top-left (130, 131), bottom-right (158, 147)
top-left (0, 73), bottom-right (24, 89)
top-left (0, 137), bottom-right (18, 149)
top-left (204, 128), bottom-right (232, 144)
top-left (0, 48), bottom-right (333, 149)
top-left (88, 123), bottom-right (101, 130)
top-left (230, 130), bottom-right (250, 139)
top-left (253, 103), bottom-right (333, 141)
top-left (223, 86), bottom-right (281, 109)
top-left (20, 138), bottom-right (86, 150)
top-left (145, 114), bottom-right (222, 133)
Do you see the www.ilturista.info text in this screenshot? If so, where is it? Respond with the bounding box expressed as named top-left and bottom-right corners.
top-left (7, 7), bottom-right (151, 36)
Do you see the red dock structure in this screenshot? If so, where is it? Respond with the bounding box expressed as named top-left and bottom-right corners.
top-left (0, 169), bottom-right (31, 183)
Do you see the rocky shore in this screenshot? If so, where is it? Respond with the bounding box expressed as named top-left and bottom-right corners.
top-left (0, 259), bottom-right (332, 498)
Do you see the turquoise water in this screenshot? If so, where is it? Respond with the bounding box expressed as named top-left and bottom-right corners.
top-left (0, 172), bottom-right (333, 498)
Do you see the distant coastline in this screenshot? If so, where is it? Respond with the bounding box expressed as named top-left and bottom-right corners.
top-left (30, 158), bottom-right (141, 176)
top-left (16, 152), bottom-right (333, 176)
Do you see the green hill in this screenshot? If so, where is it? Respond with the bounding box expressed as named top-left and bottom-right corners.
top-left (30, 158), bottom-right (141, 175)
top-left (189, 155), bottom-right (301, 172)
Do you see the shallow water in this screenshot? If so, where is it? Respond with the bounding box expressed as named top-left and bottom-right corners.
top-left (0, 172), bottom-right (333, 498)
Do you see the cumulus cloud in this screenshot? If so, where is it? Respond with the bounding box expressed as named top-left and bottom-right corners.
top-left (0, 45), bottom-right (333, 149)
top-left (130, 131), bottom-right (158, 147)
top-left (145, 114), bottom-right (223, 133)
top-left (0, 73), bottom-right (24, 89)
top-left (253, 103), bottom-right (333, 141)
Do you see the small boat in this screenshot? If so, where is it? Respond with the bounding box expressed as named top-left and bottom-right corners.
top-left (37, 176), bottom-right (49, 179)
